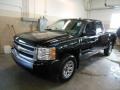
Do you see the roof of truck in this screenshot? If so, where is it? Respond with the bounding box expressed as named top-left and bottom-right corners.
top-left (83, 19), bottom-right (101, 22)
top-left (60, 18), bottom-right (101, 22)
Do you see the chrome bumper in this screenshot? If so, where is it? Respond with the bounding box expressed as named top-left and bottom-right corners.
top-left (11, 49), bottom-right (33, 69)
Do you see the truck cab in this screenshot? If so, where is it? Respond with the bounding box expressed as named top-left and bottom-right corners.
top-left (12, 19), bottom-right (116, 82)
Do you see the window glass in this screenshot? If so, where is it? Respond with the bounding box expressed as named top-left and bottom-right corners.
top-left (85, 22), bottom-right (96, 36)
top-left (51, 20), bottom-right (65, 30)
top-left (47, 20), bottom-right (84, 35)
top-left (96, 22), bottom-right (103, 34)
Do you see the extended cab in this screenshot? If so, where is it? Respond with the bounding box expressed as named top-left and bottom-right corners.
top-left (12, 19), bottom-right (116, 81)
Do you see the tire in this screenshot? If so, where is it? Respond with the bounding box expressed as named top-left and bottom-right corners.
top-left (104, 41), bottom-right (113, 56)
top-left (58, 55), bottom-right (76, 82)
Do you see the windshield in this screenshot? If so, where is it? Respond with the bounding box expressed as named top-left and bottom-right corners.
top-left (46, 19), bottom-right (83, 35)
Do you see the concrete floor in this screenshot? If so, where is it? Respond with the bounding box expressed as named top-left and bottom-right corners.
top-left (0, 47), bottom-right (120, 90)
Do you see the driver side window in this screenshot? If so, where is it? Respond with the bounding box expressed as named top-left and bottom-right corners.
top-left (84, 22), bottom-right (96, 36)
top-left (96, 22), bottom-right (103, 34)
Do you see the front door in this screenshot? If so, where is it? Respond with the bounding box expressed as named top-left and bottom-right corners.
top-left (81, 22), bottom-right (98, 51)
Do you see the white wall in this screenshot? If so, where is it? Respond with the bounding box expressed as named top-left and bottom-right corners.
top-left (86, 0), bottom-right (120, 29)
top-left (47, 0), bottom-right (86, 18)
top-left (0, 0), bottom-right (22, 17)
top-left (28, 0), bottom-right (86, 19)
top-left (90, 9), bottom-right (120, 29)
top-left (0, 0), bottom-right (86, 19)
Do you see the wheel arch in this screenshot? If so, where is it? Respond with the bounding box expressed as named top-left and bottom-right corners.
top-left (59, 49), bottom-right (80, 69)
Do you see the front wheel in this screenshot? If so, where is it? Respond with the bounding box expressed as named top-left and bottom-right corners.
top-left (104, 42), bottom-right (113, 56)
top-left (58, 55), bottom-right (76, 82)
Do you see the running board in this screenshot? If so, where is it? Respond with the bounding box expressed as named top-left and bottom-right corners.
top-left (80, 46), bottom-right (105, 60)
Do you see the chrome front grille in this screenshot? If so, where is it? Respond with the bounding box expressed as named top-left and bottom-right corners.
top-left (14, 40), bottom-right (36, 62)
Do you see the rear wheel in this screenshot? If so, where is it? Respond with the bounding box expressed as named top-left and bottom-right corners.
top-left (58, 55), bottom-right (76, 82)
top-left (104, 42), bottom-right (113, 56)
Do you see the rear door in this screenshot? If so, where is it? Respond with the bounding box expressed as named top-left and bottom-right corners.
top-left (95, 21), bottom-right (109, 47)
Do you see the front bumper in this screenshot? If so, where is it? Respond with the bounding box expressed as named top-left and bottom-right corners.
top-left (11, 49), bottom-right (34, 69)
top-left (11, 49), bottom-right (60, 73)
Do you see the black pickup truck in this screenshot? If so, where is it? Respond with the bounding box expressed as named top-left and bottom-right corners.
top-left (12, 19), bottom-right (116, 81)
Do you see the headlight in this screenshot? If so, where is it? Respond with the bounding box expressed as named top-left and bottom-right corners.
top-left (37, 47), bottom-right (56, 60)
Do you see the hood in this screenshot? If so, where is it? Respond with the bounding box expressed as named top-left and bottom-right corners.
top-left (16, 31), bottom-right (73, 46)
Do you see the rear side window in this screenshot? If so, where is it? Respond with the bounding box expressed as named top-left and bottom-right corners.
top-left (96, 22), bottom-right (103, 34)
